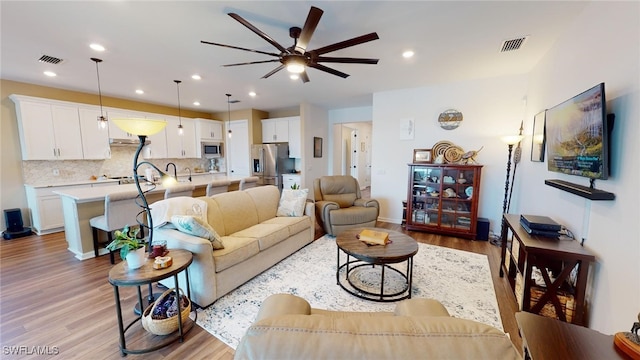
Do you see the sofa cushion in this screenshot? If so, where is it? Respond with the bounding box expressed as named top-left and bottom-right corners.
top-left (262, 216), bottom-right (311, 237)
top-left (277, 189), bottom-right (309, 217)
top-left (245, 186), bottom-right (280, 223)
top-left (209, 191), bottom-right (260, 235)
top-left (170, 215), bottom-right (224, 250)
top-left (233, 223), bottom-right (290, 251)
top-left (213, 236), bottom-right (259, 272)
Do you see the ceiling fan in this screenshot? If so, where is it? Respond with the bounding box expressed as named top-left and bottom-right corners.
top-left (201, 6), bottom-right (379, 83)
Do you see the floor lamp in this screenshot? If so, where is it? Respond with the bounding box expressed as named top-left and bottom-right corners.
top-left (112, 118), bottom-right (176, 313)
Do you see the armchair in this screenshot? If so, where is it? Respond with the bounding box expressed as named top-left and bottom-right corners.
top-left (313, 175), bottom-right (379, 236)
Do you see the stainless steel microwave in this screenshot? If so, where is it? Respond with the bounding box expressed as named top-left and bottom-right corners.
top-left (202, 142), bottom-right (223, 158)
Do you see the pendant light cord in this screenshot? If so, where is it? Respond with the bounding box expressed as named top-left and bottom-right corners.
top-left (91, 58), bottom-right (105, 117)
top-left (226, 93), bottom-right (232, 137)
top-left (174, 80), bottom-right (182, 125)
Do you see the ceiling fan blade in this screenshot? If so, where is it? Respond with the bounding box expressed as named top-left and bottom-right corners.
top-left (300, 71), bottom-right (310, 83)
top-left (262, 65), bottom-right (285, 79)
top-left (223, 59), bottom-right (281, 67)
top-left (310, 32), bottom-right (379, 56)
top-left (200, 40), bottom-right (280, 57)
top-left (316, 56), bottom-right (379, 64)
top-left (228, 13), bottom-right (288, 53)
top-left (308, 63), bottom-right (349, 78)
top-left (296, 6), bottom-right (323, 53)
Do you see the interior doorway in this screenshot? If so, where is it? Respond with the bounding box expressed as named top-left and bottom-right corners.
top-left (332, 122), bottom-right (372, 190)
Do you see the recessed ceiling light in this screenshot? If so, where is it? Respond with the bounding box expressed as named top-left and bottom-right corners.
top-left (289, 74), bottom-right (299, 80)
top-left (90, 43), bottom-right (105, 52)
top-left (402, 50), bottom-right (414, 58)
top-left (135, 89), bottom-right (144, 94)
top-left (248, 91), bottom-right (256, 97)
top-left (193, 101), bottom-right (200, 106)
top-left (43, 71), bottom-right (57, 77)
top-left (191, 74), bottom-right (201, 80)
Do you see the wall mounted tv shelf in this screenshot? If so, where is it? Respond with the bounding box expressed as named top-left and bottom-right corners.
top-left (545, 179), bottom-right (615, 200)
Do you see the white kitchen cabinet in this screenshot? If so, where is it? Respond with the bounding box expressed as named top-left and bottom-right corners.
top-left (78, 107), bottom-right (111, 160)
top-left (227, 120), bottom-right (250, 177)
top-left (262, 117), bottom-right (290, 143)
top-left (195, 118), bottom-right (224, 142)
top-left (166, 116), bottom-right (197, 158)
top-left (288, 116), bottom-right (301, 158)
top-left (10, 96), bottom-right (84, 160)
top-left (24, 184), bottom-right (87, 235)
top-left (282, 174), bottom-right (301, 190)
top-left (142, 114), bottom-right (168, 159)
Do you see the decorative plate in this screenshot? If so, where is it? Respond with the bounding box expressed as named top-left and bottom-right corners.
top-left (444, 145), bottom-right (464, 163)
top-left (432, 141), bottom-right (454, 157)
top-left (465, 186), bottom-right (473, 198)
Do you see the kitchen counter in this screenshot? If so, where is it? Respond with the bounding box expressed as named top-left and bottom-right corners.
top-left (53, 175), bottom-right (243, 260)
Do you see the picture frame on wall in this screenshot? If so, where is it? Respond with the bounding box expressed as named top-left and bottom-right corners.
top-left (314, 137), bottom-right (323, 158)
top-left (413, 149), bottom-right (432, 163)
top-left (531, 110), bottom-right (546, 162)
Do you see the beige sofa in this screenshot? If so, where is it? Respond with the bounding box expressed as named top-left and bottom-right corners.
top-left (235, 294), bottom-right (521, 360)
top-left (155, 186), bottom-right (314, 308)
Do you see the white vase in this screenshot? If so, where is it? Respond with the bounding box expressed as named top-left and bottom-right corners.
top-left (126, 247), bottom-right (147, 269)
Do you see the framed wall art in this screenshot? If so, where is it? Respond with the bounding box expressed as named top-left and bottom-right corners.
top-left (531, 110), bottom-right (546, 162)
top-left (413, 149), bottom-right (432, 163)
top-left (314, 137), bottom-right (323, 158)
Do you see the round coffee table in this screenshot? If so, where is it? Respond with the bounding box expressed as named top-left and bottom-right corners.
top-left (336, 228), bottom-right (418, 302)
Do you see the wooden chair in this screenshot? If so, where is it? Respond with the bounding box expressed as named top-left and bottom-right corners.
top-left (89, 190), bottom-right (143, 263)
top-left (239, 176), bottom-right (259, 190)
top-left (206, 179), bottom-right (231, 196)
top-left (164, 183), bottom-right (195, 199)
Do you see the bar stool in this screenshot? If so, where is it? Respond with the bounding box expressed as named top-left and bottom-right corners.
top-left (164, 183), bottom-right (195, 199)
top-left (206, 179), bottom-right (231, 196)
top-left (89, 190), bottom-right (143, 264)
top-left (239, 176), bottom-right (259, 190)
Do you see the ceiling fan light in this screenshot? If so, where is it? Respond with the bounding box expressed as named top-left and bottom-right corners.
top-left (286, 58), bottom-right (305, 74)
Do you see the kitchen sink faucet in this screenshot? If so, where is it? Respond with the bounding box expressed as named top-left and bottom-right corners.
top-left (184, 167), bottom-right (192, 182)
top-left (165, 162), bottom-right (177, 180)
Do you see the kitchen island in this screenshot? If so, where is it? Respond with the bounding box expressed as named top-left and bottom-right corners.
top-left (54, 175), bottom-right (243, 260)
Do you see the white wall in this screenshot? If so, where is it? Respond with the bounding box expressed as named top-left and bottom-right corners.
top-left (516, 1), bottom-right (639, 333)
top-left (371, 75), bottom-right (529, 226)
top-left (300, 102), bottom-right (329, 191)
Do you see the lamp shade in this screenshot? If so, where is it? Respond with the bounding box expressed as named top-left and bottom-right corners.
top-left (112, 118), bottom-right (167, 136)
top-left (500, 135), bottom-right (524, 145)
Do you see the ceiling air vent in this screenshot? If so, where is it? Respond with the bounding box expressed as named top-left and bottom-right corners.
top-left (38, 55), bottom-right (63, 64)
top-left (499, 36), bottom-right (529, 53)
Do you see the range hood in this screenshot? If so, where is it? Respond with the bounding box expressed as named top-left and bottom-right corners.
top-left (109, 138), bottom-right (150, 146)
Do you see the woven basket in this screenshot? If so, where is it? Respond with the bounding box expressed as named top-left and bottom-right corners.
top-left (142, 288), bottom-right (191, 335)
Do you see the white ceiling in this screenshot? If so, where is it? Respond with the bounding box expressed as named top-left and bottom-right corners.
top-left (1, 1), bottom-right (589, 114)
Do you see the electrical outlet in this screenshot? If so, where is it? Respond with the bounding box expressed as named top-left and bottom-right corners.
top-left (53, 169), bottom-right (60, 176)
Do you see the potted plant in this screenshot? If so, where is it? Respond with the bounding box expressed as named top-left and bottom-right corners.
top-left (106, 225), bottom-right (146, 269)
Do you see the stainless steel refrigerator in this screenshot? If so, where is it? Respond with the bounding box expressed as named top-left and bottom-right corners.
top-left (251, 144), bottom-right (294, 189)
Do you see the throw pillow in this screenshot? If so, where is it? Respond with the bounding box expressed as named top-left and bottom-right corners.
top-left (170, 215), bottom-right (224, 249)
top-left (277, 189), bottom-right (309, 217)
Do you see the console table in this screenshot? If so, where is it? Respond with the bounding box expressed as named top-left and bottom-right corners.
top-left (499, 214), bottom-right (595, 326)
top-left (516, 312), bottom-right (628, 359)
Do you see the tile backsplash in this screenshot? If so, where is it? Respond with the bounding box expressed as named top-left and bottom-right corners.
top-left (22, 147), bottom-right (214, 186)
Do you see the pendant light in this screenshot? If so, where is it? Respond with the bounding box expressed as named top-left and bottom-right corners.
top-left (174, 80), bottom-right (184, 136)
top-left (91, 58), bottom-right (108, 130)
top-left (226, 93), bottom-right (232, 138)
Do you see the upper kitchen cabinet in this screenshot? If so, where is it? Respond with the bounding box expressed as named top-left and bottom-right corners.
top-left (262, 117), bottom-right (290, 143)
top-left (288, 116), bottom-right (301, 158)
top-left (10, 95), bottom-right (84, 160)
top-left (195, 118), bottom-right (224, 142)
top-left (166, 116), bottom-right (197, 158)
top-left (78, 107), bottom-right (111, 160)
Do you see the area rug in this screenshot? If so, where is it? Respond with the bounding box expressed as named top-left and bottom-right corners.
top-left (196, 235), bottom-right (503, 349)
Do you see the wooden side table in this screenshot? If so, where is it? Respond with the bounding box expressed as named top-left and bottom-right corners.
top-left (516, 312), bottom-right (629, 359)
top-left (108, 249), bottom-right (194, 356)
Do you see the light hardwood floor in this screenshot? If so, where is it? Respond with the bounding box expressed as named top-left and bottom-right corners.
top-left (0, 222), bottom-right (522, 359)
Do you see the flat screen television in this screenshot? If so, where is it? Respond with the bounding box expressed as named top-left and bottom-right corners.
top-left (545, 83), bottom-right (609, 180)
